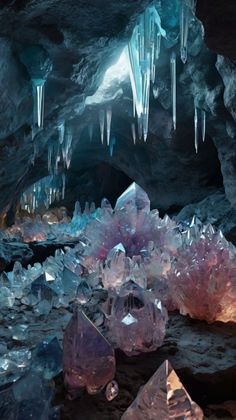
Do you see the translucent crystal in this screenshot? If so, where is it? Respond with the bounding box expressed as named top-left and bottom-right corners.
top-left (121, 360), bottom-right (204, 419)
top-left (105, 281), bottom-right (167, 356)
top-left (32, 336), bottom-right (63, 380)
top-left (168, 228), bottom-right (236, 323)
top-left (131, 123), bottom-right (136, 145)
top-left (63, 309), bottom-right (116, 397)
top-left (0, 287), bottom-right (15, 308)
top-left (180, 0), bottom-right (190, 64)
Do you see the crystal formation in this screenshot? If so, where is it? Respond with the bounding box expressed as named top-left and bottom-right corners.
top-left (104, 281), bottom-right (167, 356)
top-left (63, 309), bottom-right (116, 397)
top-left (121, 360), bottom-right (204, 419)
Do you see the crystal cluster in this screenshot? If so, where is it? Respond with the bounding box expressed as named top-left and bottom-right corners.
top-left (63, 309), bottom-right (116, 398)
top-left (168, 225), bottom-right (236, 323)
top-left (121, 360), bottom-right (204, 419)
top-left (104, 281), bottom-right (167, 356)
top-left (84, 183), bottom-right (181, 263)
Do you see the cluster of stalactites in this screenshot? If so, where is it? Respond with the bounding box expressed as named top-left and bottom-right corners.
top-left (126, 6), bottom-right (166, 142)
top-left (48, 122), bottom-right (73, 175)
top-left (20, 174), bottom-right (66, 213)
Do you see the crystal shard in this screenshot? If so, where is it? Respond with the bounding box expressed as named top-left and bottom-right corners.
top-left (63, 309), bottom-right (116, 397)
top-left (121, 360), bottom-right (204, 419)
top-left (106, 104), bottom-right (112, 146)
top-left (99, 109), bottom-right (105, 144)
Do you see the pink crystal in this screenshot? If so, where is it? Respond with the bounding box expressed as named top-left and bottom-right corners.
top-left (168, 229), bottom-right (236, 323)
top-left (84, 183), bottom-right (181, 261)
top-left (104, 281), bottom-right (167, 356)
top-left (105, 380), bottom-right (119, 401)
top-left (121, 360), bottom-right (204, 419)
top-left (63, 309), bottom-right (116, 397)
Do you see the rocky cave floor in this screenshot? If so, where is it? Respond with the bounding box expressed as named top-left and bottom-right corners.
top-left (1, 280), bottom-right (236, 419)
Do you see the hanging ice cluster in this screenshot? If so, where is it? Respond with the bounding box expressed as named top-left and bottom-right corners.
top-left (47, 123), bottom-right (73, 175)
top-left (125, 6), bottom-right (166, 141)
top-left (20, 174), bottom-right (66, 213)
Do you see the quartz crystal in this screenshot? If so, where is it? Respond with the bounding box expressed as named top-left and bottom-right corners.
top-left (32, 336), bottom-right (63, 380)
top-left (104, 281), bottom-right (167, 356)
top-left (121, 360), bottom-right (204, 419)
top-left (168, 227), bottom-right (236, 323)
top-left (63, 309), bottom-right (116, 397)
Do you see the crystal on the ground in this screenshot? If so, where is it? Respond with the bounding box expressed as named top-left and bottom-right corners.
top-left (121, 360), bottom-right (204, 419)
top-left (63, 309), bottom-right (116, 397)
top-left (105, 281), bottom-right (167, 356)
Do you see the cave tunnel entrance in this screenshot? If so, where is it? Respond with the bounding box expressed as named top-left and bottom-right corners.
top-left (60, 162), bottom-right (134, 213)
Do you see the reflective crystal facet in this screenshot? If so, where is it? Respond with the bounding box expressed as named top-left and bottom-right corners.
top-left (63, 309), bottom-right (116, 397)
top-left (121, 360), bottom-right (204, 419)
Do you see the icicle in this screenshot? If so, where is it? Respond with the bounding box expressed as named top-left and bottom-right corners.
top-left (106, 105), bottom-right (112, 146)
top-left (180, 1), bottom-right (190, 64)
top-left (126, 6), bottom-right (166, 141)
top-left (201, 110), bottom-right (206, 142)
top-left (48, 144), bottom-right (53, 173)
top-left (88, 124), bottom-right (93, 142)
top-left (131, 123), bottom-right (136, 145)
top-left (58, 123), bottom-right (65, 144)
top-left (170, 52), bottom-right (177, 130)
top-left (109, 137), bottom-right (116, 157)
top-left (62, 173), bottom-right (66, 200)
top-left (153, 85), bottom-right (159, 99)
top-left (99, 109), bottom-right (105, 144)
top-left (194, 107), bottom-right (198, 153)
top-left (32, 79), bottom-right (45, 129)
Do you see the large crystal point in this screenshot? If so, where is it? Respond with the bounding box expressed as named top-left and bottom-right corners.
top-left (115, 182), bottom-right (150, 213)
top-left (105, 281), bottom-right (167, 356)
top-left (170, 52), bottom-right (176, 130)
top-left (121, 360), bottom-right (204, 419)
top-left (63, 309), bottom-right (116, 397)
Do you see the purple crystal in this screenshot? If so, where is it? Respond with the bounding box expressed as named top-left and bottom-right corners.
top-left (104, 281), bottom-right (167, 356)
top-left (168, 229), bottom-right (236, 323)
top-left (63, 309), bottom-right (116, 397)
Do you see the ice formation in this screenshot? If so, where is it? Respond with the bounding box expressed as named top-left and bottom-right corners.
top-left (168, 223), bottom-right (236, 323)
top-left (63, 309), bottom-right (116, 397)
top-left (126, 6), bottom-right (166, 141)
top-left (121, 360), bottom-right (204, 419)
top-left (19, 175), bottom-right (66, 213)
top-left (180, 0), bottom-right (196, 64)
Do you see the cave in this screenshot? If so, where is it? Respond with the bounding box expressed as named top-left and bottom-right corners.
top-left (0, 1), bottom-right (236, 419)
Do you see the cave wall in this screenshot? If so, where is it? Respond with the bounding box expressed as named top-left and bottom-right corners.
top-left (0, 0), bottom-right (236, 215)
